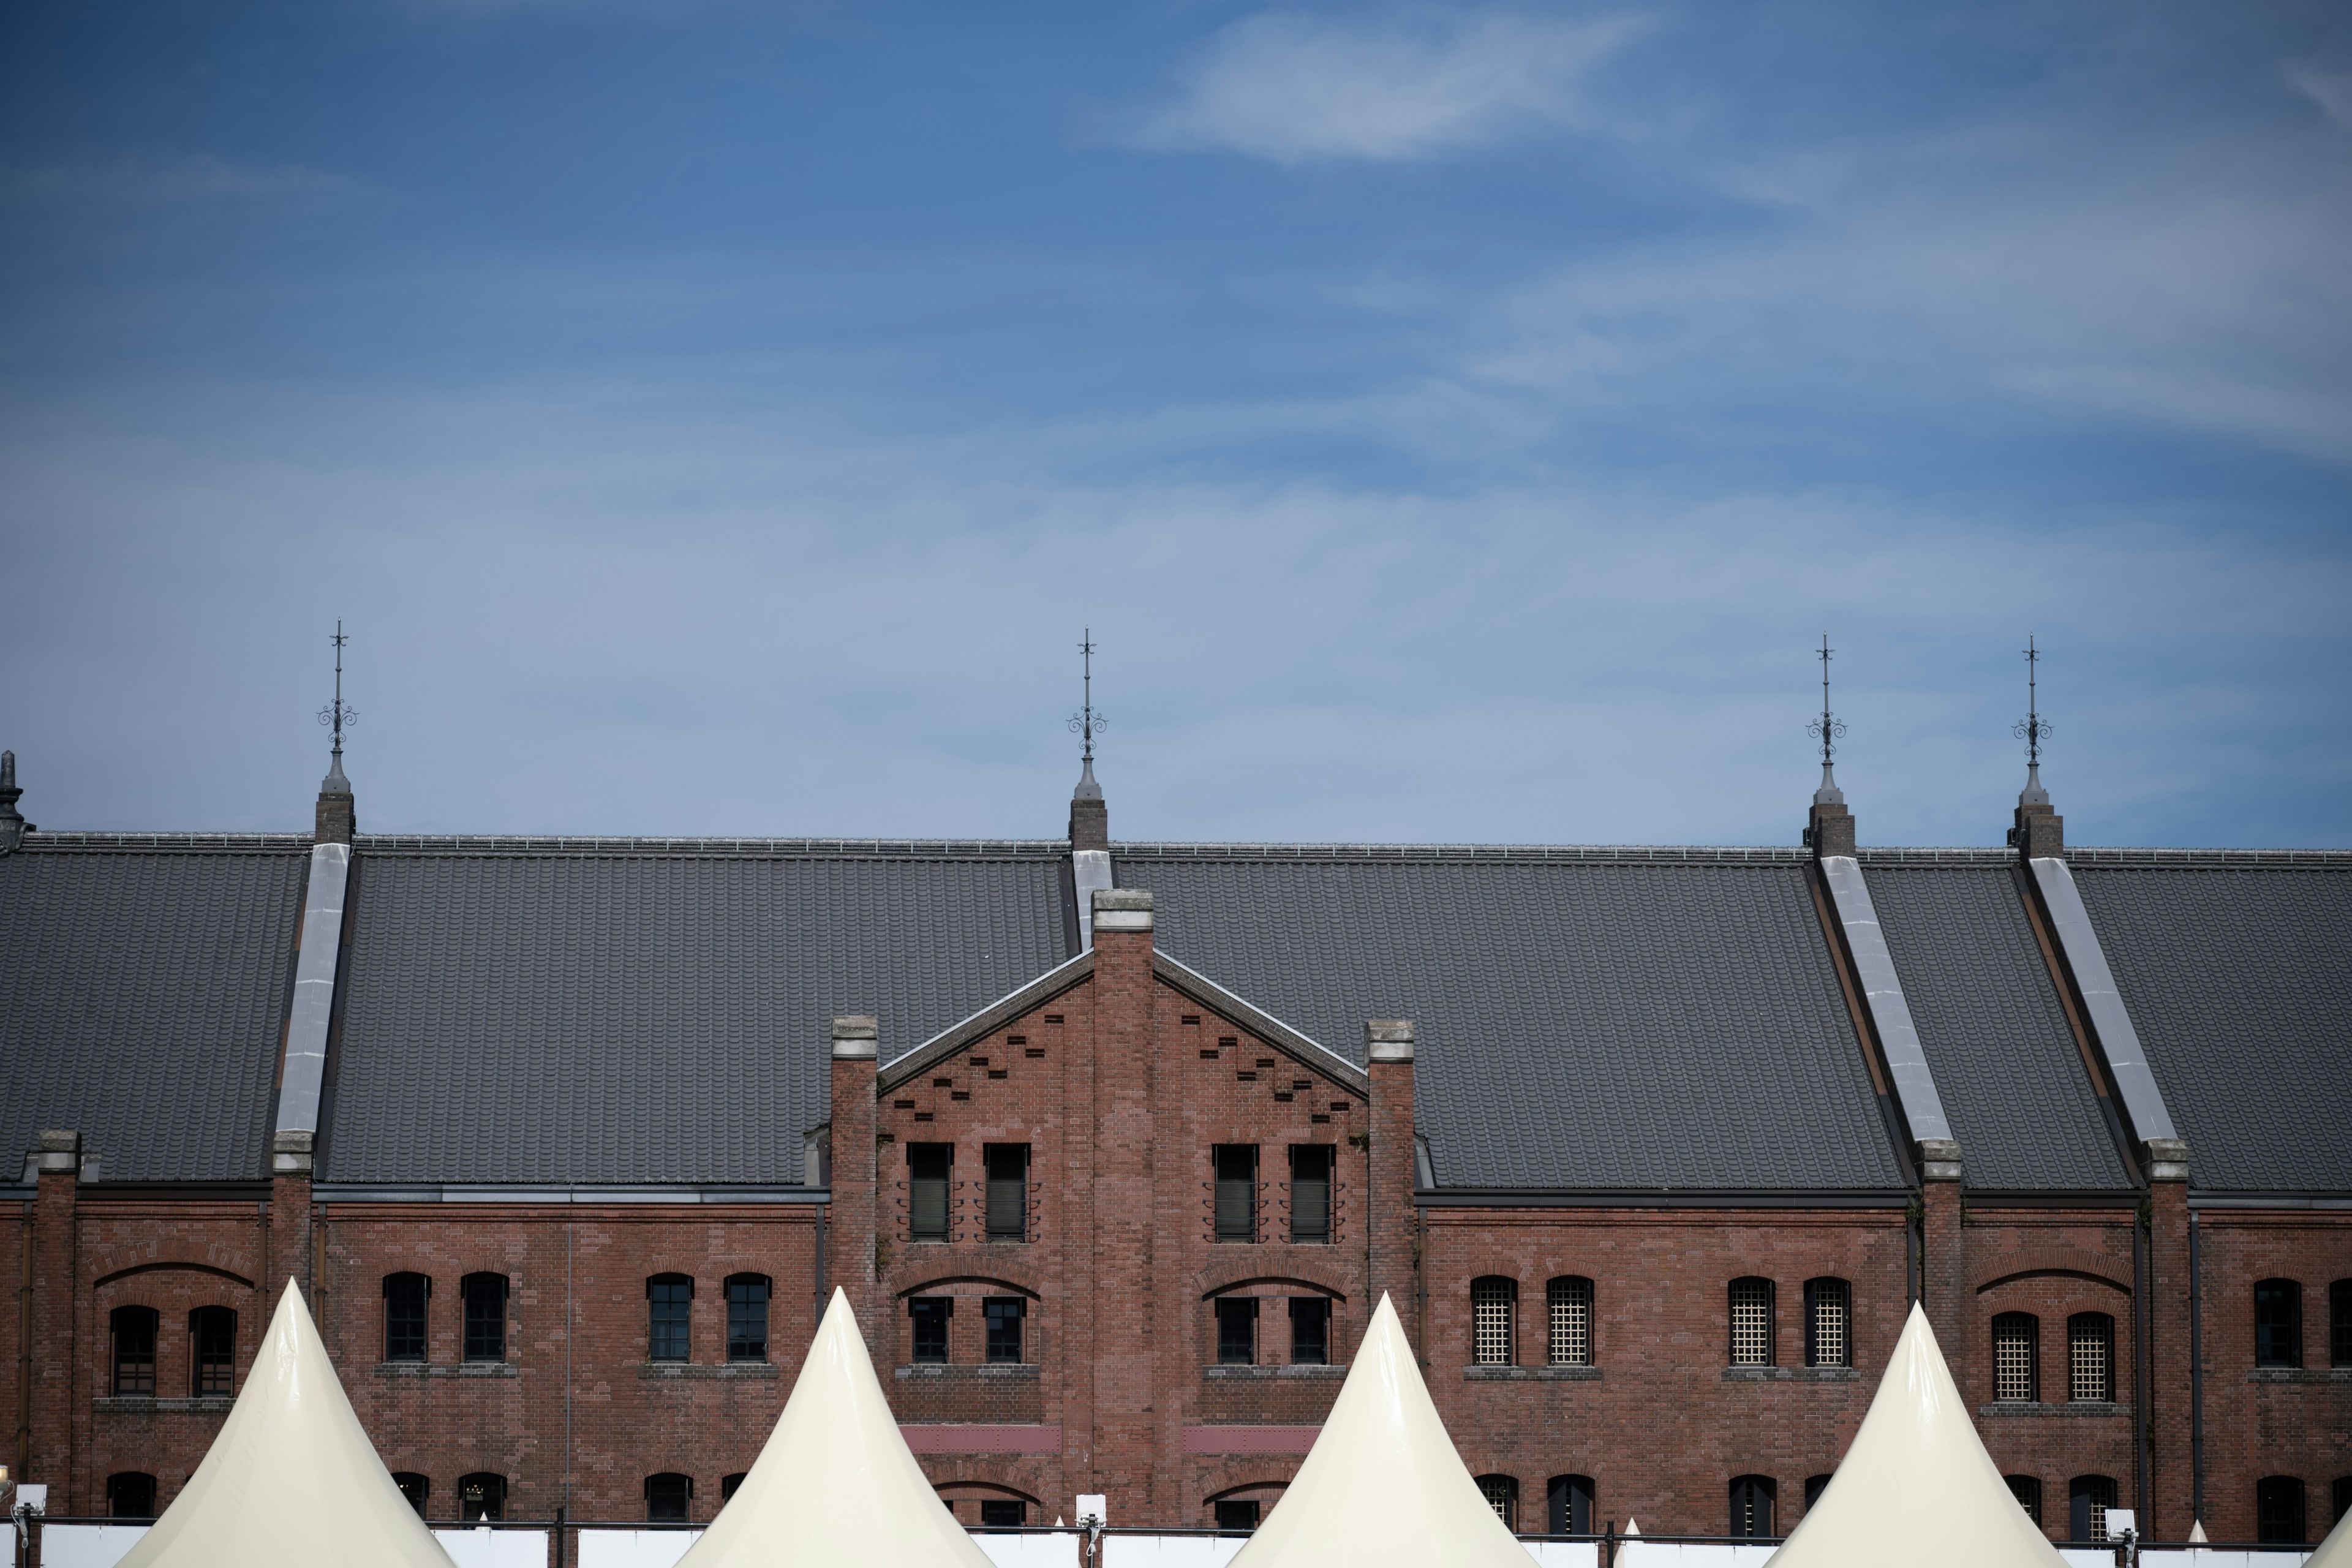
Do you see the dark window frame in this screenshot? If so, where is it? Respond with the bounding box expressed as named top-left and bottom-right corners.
top-left (1289, 1295), bottom-right (1330, 1365)
top-left (984, 1296), bottom-right (1025, 1364)
top-left (647, 1273), bottom-right (693, 1363)
top-left (721, 1473), bottom-right (747, 1503)
top-left (107, 1472), bottom-right (158, 1520)
top-left (2258, 1476), bottom-right (2307, 1545)
top-left (110, 1305), bottom-right (158, 1395)
top-left (2255, 1278), bottom-right (2302, 1368)
top-left (1212, 1499), bottom-right (1260, 1536)
top-left (1992, 1311), bottom-right (2041, 1402)
top-left (2006, 1476), bottom-right (2042, 1525)
top-left (1729, 1277), bottom-right (1776, 1368)
top-left (645, 1472), bottom-right (694, 1523)
top-left (2067, 1475), bottom-right (2116, 1543)
top-left (1728, 1474), bottom-right (1776, 1539)
top-left (1803, 1278), bottom-right (1850, 1368)
top-left (983, 1144), bottom-right (1030, 1242)
top-left (910, 1297), bottom-right (952, 1363)
top-left (2067, 1312), bottom-right (2115, 1403)
top-left (461, 1273), bottom-right (508, 1363)
top-left (190, 1305), bottom-right (236, 1396)
top-left (2330, 1279), bottom-right (2352, 1368)
top-left (909, 1143), bottom-right (954, 1242)
top-left (725, 1273), bottom-right (771, 1363)
top-left (1547, 1275), bottom-right (1594, 1367)
top-left (393, 1473), bottom-right (429, 1520)
top-left (458, 1472), bottom-right (507, 1523)
top-left (1547, 1474), bottom-right (1595, 1535)
top-left (1214, 1145), bottom-right (1259, 1243)
top-left (1288, 1145), bottom-right (1333, 1243)
top-left (1216, 1295), bottom-right (1258, 1366)
top-left (979, 1499), bottom-right (1028, 1531)
top-left (1471, 1275), bottom-right (1517, 1366)
top-left (383, 1272), bottom-right (429, 1363)
top-left (1476, 1474), bottom-right (1518, 1532)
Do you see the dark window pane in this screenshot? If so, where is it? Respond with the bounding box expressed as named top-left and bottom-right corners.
top-left (2068, 1476), bottom-right (2115, 1542)
top-left (721, 1473), bottom-right (747, 1502)
top-left (461, 1274), bottom-right (507, 1362)
top-left (1213, 1500), bottom-right (1260, 1535)
top-left (646, 1472), bottom-right (693, 1523)
top-left (1804, 1475), bottom-right (1833, 1512)
top-left (979, 1500), bottom-right (1027, 1530)
top-left (111, 1306), bottom-right (157, 1395)
top-left (393, 1474), bottom-right (429, 1520)
top-left (985, 1144), bottom-right (1029, 1241)
top-left (1214, 1145), bottom-right (1257, 1242)
top-left (648, 1275), bottom-right (692, 1362)
top-left (192, 1305), bottom-right (236, 1395)
top-left (1216, 1297), bottom-right (1257, 1365)
top-left (1477, 1476), bottom-right (1517, 1532)
top-left (459, 1473), bottom-right (506, 1523)
top-left (985, 1297), bottom-right (1025, 1363)
top-left (726, 1275), bottom-right (769, 1362)
top-left (911, 1297), bottom-right (952, 1363)
top-left (2255, 1279), bottom-right (2302, 1368)
top-left (2258, 1477), bottom-right (2307, 1544)
top-left (108, 1472), bottom-right (157, 1520)
top-left (2331, 1280), bottom-right (2351, 1368)
top-left (1289, 1145), bottom-right (1332, 1242)
top-left (2337, 1475), bottom-right (2352, 1529)
top-left (384, 1273), bottom-right (429, 1362)
top-left (1289, 1297), bottom-right (1329, 1365)
top-left (1729, 1476), bottom-right (1775, 1538)
top-left (1804, 1279), bottom-right (1849, 1368)
top-left (2005, 1476), bottom-right (2041, 1525)
top-left (910, 1144), bottom-right (953, 1242)
top-left (1547, 1475), bottom-right (1594, 1535)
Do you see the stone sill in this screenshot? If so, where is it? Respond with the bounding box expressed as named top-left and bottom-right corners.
top-left (94, 1395), bottom-right (234, 1414)
top-left (373, 1361), bottom-right (520, 1379)
top-left (1977, 1401), bottom-right (2133, 1418)
top-left (2245, 1368), bottom-right (2352, 1384)
top-left (1721, 1366), bottom-right (1861, 1384)
top-left (638, 1362), bottom-right (780, 1381)
top-left (895, 1363), bottom-right (1041, 1380)
top-left (1205, 1364), bottom-right (1347, 1380)
top-left (1464, 1365), bottom-right (1602, 1382)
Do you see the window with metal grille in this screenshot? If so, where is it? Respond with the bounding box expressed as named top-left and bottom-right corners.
top-left (726, 1274), bottom-right (769, 1362)
top-left (1728, 1278), bottom-right (1774, 1366)
top-left (2068, 1313), bottom-right (2113, 1402)
top-left (1547, 1277), bottom-right (1593, 1366)
top-left (911, 1297), bottom-right (952, 1362)
top-left (1471, 1276), bottom-right (1516, 1365)
top-left (1803, 1476), bottom-right (1833, 1513)
top-left (191, 1305), bottom-right (236, 1395)
top-left (459, 1473), bottom-right (506, 1523)
top-left (1290, 1145), bottom-right (1333, 1242)
top-left (2255, 1278), bottom-right (2302, 1367)
top-left (2005, 1476), bottom-right (2041, 1525)
top-left (108, 1472), bottom-right (157, 1520)
top-left (393, 1474), bottom-right (429, 1519)
top-left (111, 1305), bottom-right (157, 1395)
top-left (1214, 1145), bottom-right (1258, 1242)
top-left (2258, 1477), bottom-right (2307, 1544)
top-left (721, 1473), bottom-right (747, 1502)
top-left (1289, 1297), bottom-right (1330, 1365)
top-left (384, 1272), bottom-right (429, 1362)
top-left (1993, 1313), bottom-right (2039, 1401)
top-left (646, 1472), bottom-right (693, 1523)
top-left (1213, 1500), bottom-right (1260, 1535)
top-left (1476, 1475), bottom-right (1518, 1531)
top-left (984, 1144), bottom-right (1030, 1240)
top-left (1728, 1475), bottom-right (1775, 1539)
top-left (985, 1297), bottom-right (1025, 1363)
top-left (1216, 1297), bottom-right (1258, 1365)
top-left (461, 1273), bottom-right (507, 1362)
top-left (2334, 1280), bottom-right (2352, 1368)
top-left (2067, 1475), bottom-right (2114, 1542)
top-left (1547, 1475), bottom-right (1594, 1535)
top-left (909, 1144), bottom-right (953, 1242)
top-left (981, 1500), bottom-right (1027, 1530)
top-left (1804, 1278), bottom-right (1849, 1368)
top-left (647, 1274), bottom-right (692, 1362)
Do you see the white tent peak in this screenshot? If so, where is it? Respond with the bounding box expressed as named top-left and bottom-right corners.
top-left (2307, 1507), bottom-right (2352, 1568)
top-left (1624, 1520), bottom-right (1640, 1536)
top-left (2188, 1520), bottom-right (2208, 1544)
top-left (675, 1287), bottom-right (995, 1568)
top-left (116, 1278), bottom-right (454, 1567)
top-left (1764, 1302), bottom-right (2064, 1568)
top-left (1227, 1293), bottom-right (1535, 1568)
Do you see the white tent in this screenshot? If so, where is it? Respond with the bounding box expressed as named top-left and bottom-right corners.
top-left (2307, 1509), bottom-right (2352, 1568)
top-left (1226, 1292), bottom-right (1535, 1568)
top-left (116, 1278), bottom-right (454, 1567)
top-left (673, 1287), bottom-right (997, 1568)
top-left (1763, 1302), bottom-right (2065, 1568)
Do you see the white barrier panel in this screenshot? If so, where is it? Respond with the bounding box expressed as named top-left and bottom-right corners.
top-left (35, 1524), bottom-right (149, 1568)
top-left (433, 1526), bottom-right (552, 1567)
top-left (1104, 1534), bottom-right (1249, 1568)
top-left (976, 1532), bottom-right (1082, 1567)
top-left (1524, 1542), bottom-right (1602, 1567)
top-left (1615, 1546), bottom-right (1777, 1567)
top-left (577, 1528), bottom-right (705, 1567)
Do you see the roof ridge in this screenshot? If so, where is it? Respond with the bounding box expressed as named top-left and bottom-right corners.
top-left (14, 831), bottom-right (314, 852)
top-left (350, 834), bottom-right (1070, 858)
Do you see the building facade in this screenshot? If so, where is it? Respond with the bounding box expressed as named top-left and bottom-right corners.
top-left (1, 744), bottom-right (2348, 1544)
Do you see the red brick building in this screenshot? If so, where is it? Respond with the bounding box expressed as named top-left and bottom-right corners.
top-left (1, 742), bottom-right (2346, 1545)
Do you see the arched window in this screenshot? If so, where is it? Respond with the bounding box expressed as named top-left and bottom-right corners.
top-left (1992, 1313), bottom-right (2039, 1402)
top-left (1546, 1277), bottom-right (1593, 1366)
top-left (2005, 1475), bottom-right (2042, 1525)
top-left (461, 1273), bottom-right (507, 1362)
top-left (2257, 1477), bottom-right (2307, 1544)
top-left (383, 1273), bottom-right (429, 1362)
top-left (1471, 1277), bottom-right (1516, 1365)
top-left (1804, 1279), bottom-right (1850, 1368)
top-left (1803, 1475), bottom-right (1833, 1513)
top-left (1546, 1474), bottom-right (1594, 1534)
top-left (646, 1472), bottom-right (693, 1523)
top-left (1475, 1474), bottom-right (1518, 1531)
top-left (458, 1472), bottom-right (507, 1522)
top-left (190, 1305), bottom-right (236, 1396)
top-left (721, 1472), bottom-right (747, 1503)
top-left (393, 1474), bottom-right (429, 1519)
top-left (647, 1274), bottom-right (693, 1362)
top-left (726, 1274), bottom-right (771, 1362)
top-left (2067, 1475), bottom-right (2115, 1542)
top-left (2334, 1280), bottom-right (2352, 1368)
top-left (2067, 1313), bottom-right (2114, 1402)
top-left (108, 1472), bottom-right (157, 1519)
top-left (1728, 1278), bottom-right (1774, 1367)
top-left (111, 1305), bottom-right (158, 1395)
top-left (1212, 1499), bottom-right (1257, 1535)
top-left (1728, 1475), bottom-right (1776, 1538)
top-left (2255, 1279), bottom-right (2302, 1367)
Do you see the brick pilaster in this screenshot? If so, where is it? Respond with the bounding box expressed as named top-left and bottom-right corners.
top-left (268, 1131), bottom-right (314, 1307)
top-left (1365, 1020), bottom-right (1419, 1356)
top-left (826, 1017), bottom-right (879, 1343)
top-left (1084, 888), bottom-right (1158, 1516)
top-left (2143, 1139), bottom-right (2192, 1539)
top-left (29, 1131), bottom-right (78, 1511)
top-left (1916, 1139), bottom-right (1966, 1370)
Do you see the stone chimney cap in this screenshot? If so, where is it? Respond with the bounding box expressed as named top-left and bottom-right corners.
top-left (1092, 887), bottom-right (1152, 932)
top-left (1365, 1020), bottom-right (1415, 1063)
top-left (34, 1129), bottom-right (80, 1173)
top-left (2142, 1137), bottom-right (2189, 1183)
top-left (1913, 1137), bottom-right (1962, 1182)
top-left (832, 1016), bottom-right (880, 1059)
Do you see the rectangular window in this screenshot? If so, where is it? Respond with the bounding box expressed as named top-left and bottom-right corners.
top-left (645, 1473), bottom-right (692, 1523)
top-left (2069, 1476), bottom-right (2115, 1543)
top-left (1548, 1475), bottom-right (1594, 1536)
top-left (2334, 1280), bottom-right (2352, 1368)
top-left (1479, 1476), bottom-right (1518, 1531)
top-left (1547, 1278), bottom-right (1593, 1366)
top-left (984, 1144), bottom-right (1030, 1241)
top-left (1805, 1279), bottom-right (1850, 1368)
top-left (459, 1474), bottom-right (506, 1523)
top-left (1290, 1297), bottom-right (1330, 1365)
top-left (191, 1306), bottom-right (236, 1395)
top-left (726, 1275), bottom-right (769, 1362)
top-left (2257, 1477), bottom-right (2307, 1545)
top-left (910, 1143), bottom-right (953, 1242)
top-left (108, 1473), bottom-right (157, 1520)
top-left (1214, 1145), bottom-right (1257, 1242)
top-left (1729, 1476), bottom-right (1775, 1539)
top-left (2006, 1476), bottom-right (2042, 1525)
top-left (1472, 1277), bottom-right (1515, 1365)
top-left (1213, 1500), bottom-right (1260, 1535)
top-left (394, 1474), bottom-right (429, 1520)
top-left (462, 1274), bottom-right (507, 1363)
top-left (911, 1297), bottom-right (952, 1363)
top-left (2255, 1279), bottom-right (2302, 1368)
top-left (1216, 1297), bottom-right (1258, 1365)
top-left (384, 1273), bottom-right (428, 1362)
top-left (1994, 1314), bottom-right (2039, 1402)
top-left (1728, 1278), bottom-right (1774, 1367)
top-left (648, 1275), bottom-right (692, 1362)
top-left (111, 1307), bottom-right (157, 1395)
top-left (980, 1500), bottom-right (1027, 1531)
top-left (1289, 1145), bottom-right (1333, 1242)
top-left (984, 1297), bottom-right (1025, 1363)
top-left (2068, 1314), bottom-right (2113, 1402)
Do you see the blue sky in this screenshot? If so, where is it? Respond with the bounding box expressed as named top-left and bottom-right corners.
top-left (2, 0), bottom-right (2347, 845)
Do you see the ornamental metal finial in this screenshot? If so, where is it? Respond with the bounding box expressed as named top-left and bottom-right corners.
top-left (2014, 634), bottom-right (2052, 805)
top-left (1807, 633), bottom-right (1847, 805)
top-left (317, 620), bottom-right (358, 794)
top-left (1068, 627), bottom-right (1106, 801)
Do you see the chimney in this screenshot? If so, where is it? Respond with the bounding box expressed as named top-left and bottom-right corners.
top-left (0, 750), bottom-right (29, 855)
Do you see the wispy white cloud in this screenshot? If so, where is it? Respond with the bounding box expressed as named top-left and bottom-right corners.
top-left (1130, 9), bottom-right (1649, 164)
top-left (2283, 61), bottom-right (2352, 134)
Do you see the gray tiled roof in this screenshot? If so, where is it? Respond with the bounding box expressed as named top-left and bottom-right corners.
top-left (1116, 849), bottom-right (1910, 1191)
top-left (2070, 864), bottom-right (2352, 1193)
top-left (1860, 865), bottom-right (2132, 1192)
top-left (0, 837), bottom-right (309, 1182)
top-left (322, 840), bottom-right (1070, 1185)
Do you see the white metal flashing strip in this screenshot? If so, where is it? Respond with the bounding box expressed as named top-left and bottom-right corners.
top-left (273, 842), bottom-right (349, 1140)
top-left (2026, 856), bottom-right (2180, 1143)
top-left (1818, 856), bottom-right (1954, 1144)
top-left (1072, 847), bottom-right (1112, 948)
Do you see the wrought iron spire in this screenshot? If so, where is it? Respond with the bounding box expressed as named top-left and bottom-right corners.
top-left (2015, 634), bottom-right (2052, 805)
top-left (1068, 628), bottom-right (1105, 801)
top-left (317, 620), bottom-right (358, 794)
top-left (1807, 633), bottom-right (1847, 804)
